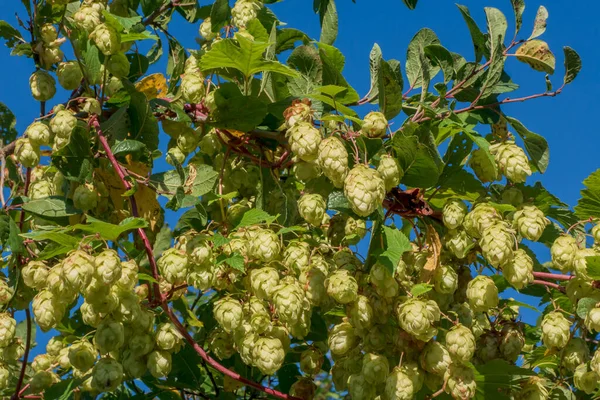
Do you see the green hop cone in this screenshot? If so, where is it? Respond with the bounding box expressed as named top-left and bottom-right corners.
top-left (181, 73), bottom-right (205, 104)
top-left (94, 319), bottom-right (124, 354)
top-left (128, 333), bottom-right (154, 357)
top-left (446, 364), bottom-right (477, 400)
top-left (283, 241), bottom-right (310, 274)
top-left (298, 193), bottom-right (327, 226)
top-left (293, 159), bottom-right (321, 182)
top-left (68, 340), bottom-right (97, 371)
top-left (33, 290), bottom-right (65, 332)
top-left (29, 70), bottom-right (56, 101)
top-left (512, 205), bottom-right (549, 242)
top-left (39, 44), bottom-right (64, 69)
top-left (3, 337), bottom-right (25, 362)
top-left (273, 277), bottom-right (306, 324)
top-left (443, 199), bottom-right (468, 230)
top-left (479, 222), bottom-right (515, 267)
top-left (377, 154), bottom-right (403, 192)
top-left (50, 110), bottom-right (77, 139)
top-left (252, 336), bottom-right (285, 375)
top-left (344, 164), bottom-right (385, 217)
top-left (147, 350), bottom-right (172, 378)
top-left (208, 328), bottom-right (236, 360)
top-left (22, 260), bottom-right (49, 290)
top-left (550, 235), bottom-right (578, 273)
top-left (231, 0), bottom-right (261, 28)
top-left (106, 52), bottom-right (130, 78)
top-left (29, 370), bottom-right (59, 393)
top-left (574, 248), bottom-right (597, 280)
top-left (397, 299), bottom-right (440, 342)
top-left (0, 314), bottom-right (16, 348)
top-left (73, 5), bottom-right (102, 34)
top-left (370, 262), bottom-right (399, 298)
top-left (90, 24), bottom-right (121, 55)
top-left (469, 148), bottom-right (499, 183)
top-left (40, 23), bottom-right (58, 44)
top-left (289, 378), bottom-right (317, 400)
top-left (563, 338), bottom-right (589, 372)
top-left (347, 373), bottom-right (376, 400)
top-left (445, 324), bottom-right (476, 363)
top-left (249, 267), bottom-right (280, 300)
top-left (466, 276), bottom-right (498, 312)
top-left (46, 336), bottom-right (64, 358)
top-left (166, 146), bottom-right (186, 166)
top-left (502, 187), bottom-right (524, 207)
top-left (199, 17), bottom-right (217, 40)
top-left (94, 249), bottom-right (122, 285)
top-left (361, 111), bottom-right (388, 138)
top-left (420, 341), bottom-right (451, 375)
top-left (399, 361), bottom-right (424, 393)
top-left (331, 362), bottom-right (349, 391)
top-left (283, 99), bottom-right (312, 129)
top-left (462, 203), bottom-right (501, 238)
top-left (300, 347), bottom-right (324, 376)
top-left (73, 183), bottom-right (99, 212)
top-left (499, 323), bottom-right (524, 362)
top-left (25, 122), bottom-right (52, 147)
top-left (122, 351), bottom-right (147, 379)
top-left (328, 322), bottom-right (357, 356)
top-left (157, 248), bottom-right (189, 285)
top-left (62, 250), bottom-right (95, 292)
top-left (317, 136), bottom-right (349, 188)
top-left (362, 353), bottom-right (390, 384)
top-left (213, 297), bottom-right (243, 334)
top-left (490, 141), bottom-right (532, 183)
top-left (518, 378), bottom-right (550, 400)
top-left (434, 264), bottom-right (459, 294)
top-left (326, 270), bottom-right (358, 304)
top-left (592, 348), bottom-right (600, 376)
top-left (299, 266), bottom-right (327, 306)
top-left (177, 128), bottom-right (199, 153)
top-left (287, 121), bottom-right (322, 162)
top-left (347, 295), bottom-right (374, 331)
top-left (584, 307), bottom-right (600, 332)
top-left (502, 249), bottom-right (534, 290)
top-left (592, 224), bottom-right (600, 244)
top-left (155, 322), bottom-right (184, 352)
top-left (541, 311), bottom-right (571, 349)
top-left (15, 138), bottom-right (40, 168)
top-left (91, 357), bottom-right (123, 392)
top-left (445, 229), bottom-right (473, 259)
top-left (56, 61), bottom-right (83, 90)
top-left (248, 229), bottom-right (281, 262)
top-left (32, 354), bottom-right (54, 372)
top-left (574, 364), bottom-right (599, 395)
top-left (29, 179), bottom-right (55, 200)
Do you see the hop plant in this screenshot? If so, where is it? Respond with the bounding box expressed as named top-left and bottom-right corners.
top-left (157, 248), bottom-right (189, 285)
top-left (420, 341), bottom-right (451, 375)
top-left (73, 183), bottom-right (99, 211)
top-left (502, 249), bottom-right (534, 289)
top-left (199, 17), bottom-right (217, 40)
top-left (362, 352), bottom-right (390, 384)
top-left (91, 357), bottom-right (123, 392)
top-left (62, 250), bottom-right (95, 292)
top-left (29, 70), bottom-right (56, 101)
top-left (283, 241), bottom-right (311, 274)
top-left (94, 249), bottom-right (122, 285)
top-left (512, 205), bottom-right (549, 241)
top-left (463, 203), bottom-right (501, 238)
top-left (443, 199), bottom-right (468, 230)
top-left (287, 122), bottom-right (322, 162)
top-left (446, 364), bottom-right (477, 400)
top-left (94, 319), bottom-right (124, 354)
top-left (574, 248), bottom-right (597, 280)
top-left (328, 322), bottom-right (357, 356)
top-left (326, 270), bottom-right (358, 304)
top-left (273, 277), bottom-right (306, 325)
top-left (15, 138), bottom-right (40, 168)
top-left (361, 111), bottom-right (388, 138)
top-left (377, 154), bottom-right (403, 191)
top-left (213, 297), bottom-right (243, 334)
top-left (541, 311), bottom-right (571, 349)
top-left (29, 370), bottom-right (59, 393)
top-left (32, 354), bottom-right (53, 372)
top-left (50, 110), bottom-right (77, 139)
top-left (231, 0), bottom-right (261, 28)
top-left (397, 299), bottom-right (440, 342)
top-left (40, 24), bottom-right (57, 44)
top-left (73, 5), bottom-right (102, 33)
top-left (181, 73), bottom-right (205, 104)
top-left (252, 337), bottom-right (285, 375)
top-left (434, 264), bottom-right (459, 294)
top-left (445, 229), bottom-right (473, 259)
top-left (248, 229), bottom-right (281, 262)
top-left (466, 276), bottom-right (499, 312)
top-left (283, 99), bottom-right (312, 128)
top-left (502, 187), bottom-right (524, 207)
top-left (584, 307), bottom-right (600, 332)
top-left (25, 122), bottom-right (52, 147)
top-left (347, 373), bottom-right (377, 400)
top-left (0, 314), bottom-right (16, 348)
top-left (490, 141), bottom-right (532, 183)
top-left (147, 350), bottom-right (172, 378)
top-left (551, 235), bottom-right (579, 273)
top-left (370, 262), bottom-right (399, 298)
top-left (166, 146), bottom-right (186, 165)
top-left (68, 340), bottom-right (97, 371)
top-left (106, 52), bottom-right (130, 78)
top-left (300, 347), bottom-right (323, 376)
top-left (318, 136), bottom-right (349, 188)
top-left (208, 328), bottom-right (236, 360)
top-left (445, 324), bottom-right (476, 363)
top-left (22, 260), bottom-right (49, 290)
top-left (479, 222), bottom-right (515, 267)
top-left (499, 324), bottom-right (524, 362)
top-left (290, 378), bottom-right (317, 400)
top-left (90, 24), bottom-right (121, 55)
top-left (574, 364), bottom-right (599, 395)
top-left (155, 323), bottom-right (184, 352)
top-left (563, 338), bottom-right (589, 372)
top-left (249, 267), bottom-right (280, 300)
top-left (469, 148), bottom-right (499, 183)
top-left (298, 193), bottom-right (327, 226)
top-left (344, 165), bottom-right (386, 217)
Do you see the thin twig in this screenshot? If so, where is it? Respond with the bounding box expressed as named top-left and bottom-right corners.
top-left (532, 271), bottom-right (574, 281)
top-left (11, 309), bottom-right (32, 400)
top-left (532, 279), bottom-right (565, 292)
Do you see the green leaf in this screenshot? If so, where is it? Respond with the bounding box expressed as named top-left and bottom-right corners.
top-left (112, 139), bottom-right (149, 162)
top-left (120, 31), bottom-right (158, 43)
top-left (464, 129), bottom-right (499, 178)
top-left (585, 255), bottom-right (600, 279)
top-left (456, 5), bottom-right (488, 62)
top-left (0, 21), bottom-right (24, 49)
top-left (515, 40), bottom-right (556, 74)
top-left (378, 226), bottom-right (411, 274)
top-left (365, 43), bottom-right (382, 101)
top-left (212, 83), bottom-right (268, 132)
top-left (245, 19), bottom-right (269, 43)
top-left (411, 283), bottom-right (433, 297)
top-left (22, 197), bottom-right (79, 219)
top-left (328, 190), bottom-right (355, 215)
top-left (210, 0), bottom-right (231, 32)
top-left (174, 205), bottom-right (208, 236)
top-left (21, 230), bottom-right (79, 248)
top-left (166, 36), bottom-right (186, 91)
top-left (71, 216), bottom-right (147, 241)
top-left (574, 169), bottom-right (600, 220)
top-left (200, 36), bottom-right (299, 79)
top-left (43, 378), bottom-right (82, 400)
top-left (216, 252), bottom-right (245, 272)
top-left (275, 28), bottom-right (310, 54)
top-left (510, 0), bottom-right (525, 36)
top-left (474, 359), bottom-right (536, 397)
top-left (505, 116), bottom-right (549, 173)
top-left (402, 0), bottom-right (418, 10)
top-left (124, 82), bottom-right (160, 150)
top-left (235, 209), bottom-right (277, 229)
top-left (83, 42), bottom-right (102, 86)
top-left (563, 46), bottom-right (582, 85)
top-left (151, 163), bottom-right (217, 200)
top-left (392, 130), bottom-right (442, 188)
top-left (406, 28), bottom-right (440, 89)
top-left (480, 8), bottom-right (507, 99)
top-left (0, 102), bottom-right (18, 145)
top-left (102, 11), bottom-right (142, 32)
top-left (8, 217), bottom-right (23, 255)
top-left (485, 7), bottom-right (507, 50)
top-left (528, 5), bottom-right (548, 40)
top-left (576, 297), bottom-right (598, 319)
top-left (424, 44), bottom-right (454, 84)
top-left (317, 0), bottom-right (338, 45)
top-left (378, 58), bottom-right (403, 120)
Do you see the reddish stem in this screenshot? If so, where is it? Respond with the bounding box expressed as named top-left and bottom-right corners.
top-left (532, 271), bottom-right (574, 281)
top-left (532, 280), bottom-right (564, 292)
top-left (92, 116), bottom-right (298, 400)
top-left (11, 309), bottom-right (32, 400)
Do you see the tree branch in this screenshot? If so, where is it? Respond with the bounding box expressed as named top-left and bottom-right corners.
top-left (11, 309), bottom-right (32, 400)
top-left (532, 279), bottom-right (565, 292)
top-left (532, 271), bottom-right (574, 281)
top-left (143, 0), bottom-right (177, 26)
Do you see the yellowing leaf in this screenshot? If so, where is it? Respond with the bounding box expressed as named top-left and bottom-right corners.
top-left (135, 73), bottom-right (168, 99)
top-left (420, 224), bottom-right (441, 283)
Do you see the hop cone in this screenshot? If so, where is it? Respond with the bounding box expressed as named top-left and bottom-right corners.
top-left (90, 23), bottom-right (121, 55)
top-left (290, 378), bottom-right (317, 400)
top-left (328, 322), bottom-right (356, 356)
top-left (94, 319), bottom-right (124, 354)
top-left (91, 357), bottom-right (123, 392)
top-left (370, 262), bottom-right (399, 298)
top-left (94, 249), bottom-right (122, 285)
top-left (22, 260), bottom-right (49, 290)
top-left (273, 277), bottom-right (306, 324)
top-left (287, 122), bottom-right (321, 162)
top-left (361, 111), bottom-right (388, 138)
top-left (377, 154), bottom-right (403, 191)
top-left (434, 265), bottom-right (459, 294)
top-left (574, 248), bottom-right (597, 280)
top-left (199, 17), bottom-right (217, 40)
top-left (181, 73), bottom-right (205, 104)
top-left (574, 364), bottom-right (599, 394)
top-left (283, 100), bottom-right (312, 129)
top-left (50, 110), bottom-right (77, 139)
top-left (300, 347), bottom-right (323, 376)
top-left (250, 267), bottom-right (280, 300)
top-left (155, 322), bottom-right (184, 352)
top-left (397, 299), bottom-right (440, 342)
top-left (348, 295), bottom-right (374, 331)
top-left (344, 165), bottom-right (385, 217)
top-left (502, 187), bottom-right (524, 207)
top-left (299, 267), bottom-right (327, 306)
top-left (347, 373), bottom-right (376, 400)
top-left (298, 193), bottom-right (326, 226)
top-left (0, 314), bottom-right (16, 348)
top-left (541, 311), bottom-right (571, 348)
top-left (499, 324), bottom-right (524, 362)
top-left (513, 205), bottom-right (549, 241)
top-left (208, 328), bottom-right (235, 360)
top-left (252, 337), bottom-right (285, 375)
top-left (147, 350), bottom-right (172, 378)
top-left (463, 203), bottom-right (501, 238)
top-left (479, 222), bottom-right (514, 267)
top-left (469, 148), bottom-right (498, 183)
top-left (445, 229), bottom-right (473, 259)
top-left (490, 141), bottom-right (532, 183)
top-left (551, 235), bottom-right (578, 273)
top-left (443, 199), bottom-right (468, 230)
top-left (502, 249), bottom-right (534, 289)
top-left (73, 6), bottom-right (101, 33)
top-left (213, 297), bottom-right (243, 334)
top-left (446, 364), bottom-right (477, 400)
top-left (73, 183), bottom-right (99, 211)
top-left (25, 122), bottom-right (52, 147)
top-left (420, 341), bottom-right (451, 375)
top-left (445, 324), bottom-right (476, 363)
top-left (157, 248), bottom-right (189, 285)
top-left (585, 307), bottom-right (600, 333)
top-left (68, 340), bottom-right (97, 371)
top-left (106, 52), bottom-right (130, 78)
top-left (62, 250), bottom-right (95, 292)
top-left (326, 270), bottom-right (358, 304)
top-left (592, 348), bottom-right (600, 376)
top-left (362, 352), bottom-right (390, 384)
top-left (466, 276), bottom-right (498, 312)
top-left (15, 139), bottom-right (40, 168)
top-left (231, 0), bottom-right (261, 28)
top-left (317, 136), bottom-right (349, 188)
top-left (29, 70), bottom-right (56, 101)
top-left (283, 241), bottom-right (310, 274)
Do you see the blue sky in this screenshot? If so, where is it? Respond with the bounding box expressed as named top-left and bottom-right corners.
top-left (0, 0), bottom-right (598, 375)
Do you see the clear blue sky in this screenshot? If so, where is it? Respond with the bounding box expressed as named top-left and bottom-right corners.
top-left (0, 0), bottom-right (598, 371)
